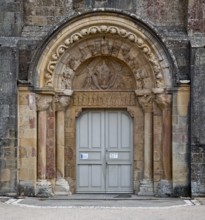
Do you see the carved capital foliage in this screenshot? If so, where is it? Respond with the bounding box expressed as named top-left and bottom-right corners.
top-left (155, 93), bottom-right (171, 111)
top-left (55, 95), bottom-right (71, 111)
top-left (152, 88), bottom-right (171, 110)
top-left (135, 89), bottom-right (153, 112)
top-left (36, 95), bottom-right (53, 111)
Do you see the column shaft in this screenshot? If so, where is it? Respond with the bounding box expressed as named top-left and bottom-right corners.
top-left (144, 112), bottom-right (153, 180)
top-left (162, 108), bottom-right (172, 180)
top-left (56, 110), bottom-right (65, 179)
top-left (37, 110), bottom-right (47, 180)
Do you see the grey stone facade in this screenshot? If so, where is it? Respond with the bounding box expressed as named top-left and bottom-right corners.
top-left (0, 0), bottom-right (204, 197)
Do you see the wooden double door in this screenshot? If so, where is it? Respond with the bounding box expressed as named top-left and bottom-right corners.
top-left (76, 110), bottom-right (133, 193)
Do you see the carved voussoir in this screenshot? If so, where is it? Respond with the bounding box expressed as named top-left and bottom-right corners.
top-left (36, 95), bottom-right (53, 111)
top-left (43, 24), bottom-right (163, 89)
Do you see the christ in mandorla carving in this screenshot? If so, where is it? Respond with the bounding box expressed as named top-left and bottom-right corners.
top-left (73, 57), bottom-right (136, 91)
top-left (91, 61), bottom-right (116, 89)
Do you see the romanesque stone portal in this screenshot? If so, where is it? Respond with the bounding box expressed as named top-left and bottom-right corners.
top-left (16, 11), bottom-right (190, 197)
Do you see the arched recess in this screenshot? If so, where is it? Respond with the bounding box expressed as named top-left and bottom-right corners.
top-left (26, 11), bottom-right (176, 196)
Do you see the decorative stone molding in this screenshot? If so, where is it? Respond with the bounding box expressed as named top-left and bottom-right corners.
top-left (45, 25), bottom-right (163, 88)
top-left (135, 89), bottom-right (153, 112)
top-left (73, 92), bottom-right (136, 107)
top-left (36, 95), bottom-right (53, 111)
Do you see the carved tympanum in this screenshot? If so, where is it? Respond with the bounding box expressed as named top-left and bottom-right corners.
top-left (73, 57), bottom-right (136, 90)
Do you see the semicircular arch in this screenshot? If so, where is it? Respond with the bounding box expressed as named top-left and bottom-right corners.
top-left (32, 11), bottom-right (175, 92)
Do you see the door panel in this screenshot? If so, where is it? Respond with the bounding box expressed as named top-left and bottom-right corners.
top-left (76, 110), bottom-right (133, 193)
top-left (121, 112), bottom-right (132, 148)
top-left (91, 112), bottom-right (102, 148)
top-left (79, 113), bottom-right (89, 148)
top-left (107, 112), bottom-right (118, 149)
top-left (105, 111), bottom-right (133, 192)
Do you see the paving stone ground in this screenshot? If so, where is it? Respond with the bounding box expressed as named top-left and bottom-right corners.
top-left (0, 196), bottom-right (205, 220)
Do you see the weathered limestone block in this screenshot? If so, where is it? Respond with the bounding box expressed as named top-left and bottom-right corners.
top-left (172, 84), bottom-right (190, 196)
top-left (191, 44), bottom-right (205, 196)
top-left (18, 88), bottom-right (37, 196)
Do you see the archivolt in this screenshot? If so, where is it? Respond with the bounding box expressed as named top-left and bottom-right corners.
top-left (35, 12), bottom-right (173, 90)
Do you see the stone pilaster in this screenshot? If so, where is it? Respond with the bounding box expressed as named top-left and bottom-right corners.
top-left (135, 90), bottom-right (154, 196)
top-left (154, 89), bottom-right (172, 196)
top-left (55, 94), bottom-right (72, 195)
top-left (36, 95), bottom-right (53, 197)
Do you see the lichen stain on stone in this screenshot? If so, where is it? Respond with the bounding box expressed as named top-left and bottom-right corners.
top-left (146, 0), bottom-right (166, 21)
top-left (188, 0), bottom-right (205, 33)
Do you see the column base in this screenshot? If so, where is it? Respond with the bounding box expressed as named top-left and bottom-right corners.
top-left (36, 179), bottom-right (53, 197)
top-left (54, 178), bottom-right (71, 195)
top-left (138, 179), bottom-right (154, 196)
top-left (157, 179), bottom-right (172, 197)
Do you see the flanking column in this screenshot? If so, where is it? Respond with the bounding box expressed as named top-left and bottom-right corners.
top-left (135, 90), bottom-right (154, 195)
top-left (55, 95), bottom-right (72, 195)
top-left (153, 89), bottom-right (172, 196)
top-left (36, 94), bottom-right (53, 197)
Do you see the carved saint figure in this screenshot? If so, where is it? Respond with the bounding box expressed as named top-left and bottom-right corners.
top-left (134, 68), bottom-right (149, 89)
top-left (61, 66), bottom-right (74, 90)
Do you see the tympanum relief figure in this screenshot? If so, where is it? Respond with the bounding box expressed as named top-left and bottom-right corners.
top-left (73, 57), bottom-right (136, 90)
top-left (83, 61), bottom-right (117, 90)
top-left (60, 66), bottom-right (75, 90)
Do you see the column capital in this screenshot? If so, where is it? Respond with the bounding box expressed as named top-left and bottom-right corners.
top-left (55, 95), bottom-right (71, 111)
top-left (135, 89), bottom-right (153, 112)
top-left (155, 93), bottom-right (171, 111)
top-left (36, 95), bottom-right (53, 111)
